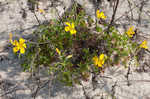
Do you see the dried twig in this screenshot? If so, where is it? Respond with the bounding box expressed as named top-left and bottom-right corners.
top-left (32, 79), bottom-right (51, 99)
top-left (114, 0), bottom-right (146, 22)
top-left (125, 66), bottom-right (131, 86)
top-left (33, 11), bottom-right (41, 25)
top-left (106, 0), bottom-right (120, 33)
top-left (80, 82), bottom-right (90, 99)
top-left (30, 46), bottom-right (40, 77)
top-left (0, 83), bottom-right (25, 97)
top-left (119, 80), bottom-right (150, 83)
top-left (127, 0), bottom-right (134, 22)
top-left (111, 81), bottom-right (117, 99)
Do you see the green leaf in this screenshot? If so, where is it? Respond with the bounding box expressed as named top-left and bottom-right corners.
top-left (96, 26), bottom-right (102, 32)
top-left (120, 51), bottom-right (129, 56)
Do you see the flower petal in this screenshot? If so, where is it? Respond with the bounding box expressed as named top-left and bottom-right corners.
top-left (9, 33), bottom-right (13, 43)
top-left (13, 47), bottom-right (19, 53)
top-left (65, 22), bottom-right (71, 26)
top-left (100, 12), bottom-right (106, 19)
top-left (66, 55), bottom-right (73, 59)
top-left (12, 40), bottom-right (19, 46)
top-left (129, 26), bottom-right (134, 31)
top-left (96, 10), bottom-right (100, 18)
top-left (144, 46), bottom-right (148, 49)
top-left (38, 9), bottom-right (45, 13)
top-left (97, 61), bottom-right (102, 67)
top-left (19, 38), bottom-right (25, 44)
top-left (99, 54), bottom-right (104, 60)
top-left (93, 56), bottom-right (98, 66)
top-left (101, 60), bottom-right (105, 65)
top-left (70, 29), bottom-right (76, 35)
top-left (56, 48), bottom-right (61, 55)
top-left (96, 10), bottom-right (100, 14)
top-left (71, 23), bottom-right (75, 28)
top-left (23, 43), bottom-right (27, 48)
top-left (65, 26), bottom-right (70, 32)
top-left (127, 32), bottom-right (133, 37)
top-left (20, 48), bottom-right (25, 54)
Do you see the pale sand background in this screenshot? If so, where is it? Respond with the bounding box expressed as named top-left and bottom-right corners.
top-left (0, 0), bottom-right (150, 99)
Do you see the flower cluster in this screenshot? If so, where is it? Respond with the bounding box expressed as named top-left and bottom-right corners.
top-left (9, 33), bottom-right (26, 54)
top-left (65, 22), bottom-right (76, 35)
top-left (126, 26), bottom-right (135, 37)
top-left (126, 26), bottom-right (148, 49)
top-left (140, 40), bottom-right (148, 49)
top-left (93, 54), bottom-right (106, 67)
top-left (96, 10), bottom-right (106, 19)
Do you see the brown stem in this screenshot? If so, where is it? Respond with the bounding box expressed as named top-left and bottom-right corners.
top-left (33, 11), bottom-right (41, 25)
top-left (106, 0), bottom-right (120, 33)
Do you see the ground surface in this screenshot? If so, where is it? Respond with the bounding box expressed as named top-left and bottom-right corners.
top-left (0, 0), bottom-right (150, 99)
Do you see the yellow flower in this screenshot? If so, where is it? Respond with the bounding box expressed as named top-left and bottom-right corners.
top-left (66, 55), bottom-right (73, 59)
top-left (126, 26), bottom-right (135, 37)
top-left (38, 8), bottom-right (45, 14)
top-left (96, 10), bottom-right (106, 19)
top-left (65, 22), bottom-right (76, 35)
top-left (93, 54), bottom-right (106, 67)
top-left (140, 40), bottom-right (148, 49)
top-left (9, 33), bottom-right (13, 44)
top-left (93, 56), bottom-right (99, 66)
top-left (56, 48), bottom-right (61, 55)
top-left (12, 38), bottom-right (26, 54)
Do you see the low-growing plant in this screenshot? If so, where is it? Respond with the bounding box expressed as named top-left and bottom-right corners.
top-left (9, 3), bottom-right (148, 86)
